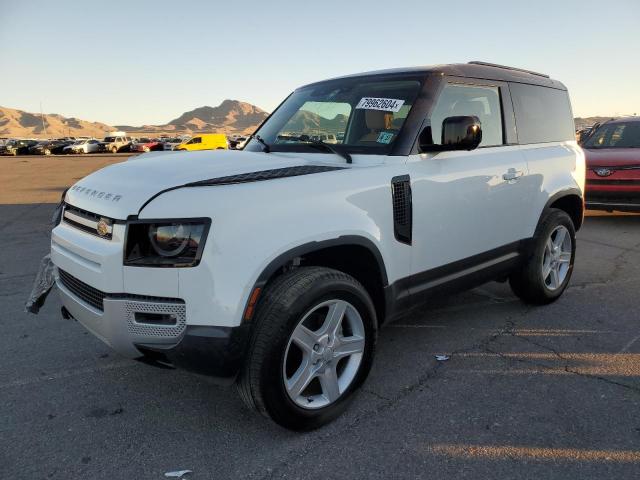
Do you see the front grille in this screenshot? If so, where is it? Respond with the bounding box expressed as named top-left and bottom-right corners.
top-left (58, 269), bottom-right (185, 313)
top-left (59, 269), bottom-right (105, 311)
top-left (63, 204), bottom-right (113, 240)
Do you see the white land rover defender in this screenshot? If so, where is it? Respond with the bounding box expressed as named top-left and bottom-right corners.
top-left (50, 62), bottom-right (584, 430)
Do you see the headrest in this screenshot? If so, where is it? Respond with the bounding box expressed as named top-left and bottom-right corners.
top-left (365, 110), bottom-right (393, 130)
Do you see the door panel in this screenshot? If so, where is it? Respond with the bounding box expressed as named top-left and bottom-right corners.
top-left (407, 145), bottom-right (529, 275)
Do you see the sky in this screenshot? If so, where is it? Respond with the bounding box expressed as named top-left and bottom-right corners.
top-left (0, 0), bottom-right (638, 125)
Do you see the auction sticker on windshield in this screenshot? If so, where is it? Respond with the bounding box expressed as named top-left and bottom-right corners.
top-left (356, 97), bottom-right (405, 112)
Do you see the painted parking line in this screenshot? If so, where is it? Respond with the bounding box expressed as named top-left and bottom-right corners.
top-left (424, 443), bottom-right (640, 463)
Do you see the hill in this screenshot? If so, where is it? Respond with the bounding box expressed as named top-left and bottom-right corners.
top-left (281, 110), bottom-right (348, 133)
top-left (0, 106), bottom-right (113, 138)
top-left (116, 100), bottom-right (269, 136)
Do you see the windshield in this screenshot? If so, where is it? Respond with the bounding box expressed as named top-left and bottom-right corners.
top-left (103, 137), bottom-right (116, 142)
top-left (584, 121), bottom-right (640, 148)
top-left (245, 75), bottom-right (423, 155)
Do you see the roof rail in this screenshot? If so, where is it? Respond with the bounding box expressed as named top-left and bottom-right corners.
top-left (468, 61), bottom-right (550, 78)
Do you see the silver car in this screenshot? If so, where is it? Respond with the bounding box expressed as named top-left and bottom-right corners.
top-left (63, 139), bottom-right (101, 154)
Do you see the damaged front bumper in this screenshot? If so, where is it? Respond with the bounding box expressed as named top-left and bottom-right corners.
top-left (55, 270), bottom-right (250, 383)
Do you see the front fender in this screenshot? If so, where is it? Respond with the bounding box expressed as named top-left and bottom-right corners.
top-left (138, 165), bottom-right (408, 328)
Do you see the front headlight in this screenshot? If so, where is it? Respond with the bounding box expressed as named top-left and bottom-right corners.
top-left (124, 219), bottom-right (210, 267)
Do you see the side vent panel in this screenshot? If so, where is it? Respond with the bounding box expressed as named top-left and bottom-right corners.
top-left (391, 175), bottom-right (412, 245)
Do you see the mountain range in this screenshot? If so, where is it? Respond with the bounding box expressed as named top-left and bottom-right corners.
top-left (114, 100), bottom-right (269, 136)
top-left (0, 100), bottom-right (269, 138)
top-left (0, 106), bottom-right (113, 138)
top-left (0, 102), bottom-right (622, 139)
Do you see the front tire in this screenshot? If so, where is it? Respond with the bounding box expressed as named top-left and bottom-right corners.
top-left (237, 267), bottom-right (377, 430)
top-left (510, 209), bottom-right (576, 304)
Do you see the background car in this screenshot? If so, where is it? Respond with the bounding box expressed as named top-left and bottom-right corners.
top-left (132, 138), bottom-right (163, 152)
top-left (49, 139), bottom-right (76, 154)
top-left (63, 139), bottom-right (101, 154)
top-left (0, 139), bottom-right (38, 155)
top-left (99, 135), bottom-right (132, 153)
top-left (161, 137), bottom-right (185, 150)
top-left (173, 133), bottom-right (228, 151)
top-left (29, 139), bottom-right (71, 155)
top-left (583, 116), bottom-right (640, 211)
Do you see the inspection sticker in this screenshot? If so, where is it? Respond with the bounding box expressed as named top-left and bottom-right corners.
top-left (356, 97), bottom-right (405, 112)
top-left (377, 132), bottom-right (394, 144)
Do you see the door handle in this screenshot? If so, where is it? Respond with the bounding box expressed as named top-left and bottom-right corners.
top-left (503, 168), bottom-right (524, 182)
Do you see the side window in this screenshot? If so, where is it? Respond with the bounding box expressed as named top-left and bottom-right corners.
top-left (510, 83), bottom-right (574, 144)
top-left (191, 137), bottom-right (201, 144)
top-left (430, 84), bottom-right (503, 147)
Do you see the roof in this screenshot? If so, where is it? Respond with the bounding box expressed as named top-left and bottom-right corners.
top-left (300, 62), bottom-right (567, 90)
top-left (604, 116), bottom-right (640, 124)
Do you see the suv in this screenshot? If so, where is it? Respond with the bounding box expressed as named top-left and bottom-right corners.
top-left (50, 62), bottom-right (584, 430)
top-left (582, 117), bottom-right (640, 211)
top-left (99, 135), bottom-right (131, 153)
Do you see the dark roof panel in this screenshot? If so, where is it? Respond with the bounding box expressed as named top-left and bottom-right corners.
top-left (300, 62), bottom-right (567, 90)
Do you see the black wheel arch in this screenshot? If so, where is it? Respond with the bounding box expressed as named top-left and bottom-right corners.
top-left (542, 188), bottom-right (584, 231)
top-left (249, 236), bottom-right (389, 324)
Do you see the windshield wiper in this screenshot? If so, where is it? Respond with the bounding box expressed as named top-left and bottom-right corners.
top-left (250, 134), bottom-right (270, 153)
top-left (277, 135), bottom-right (351, 164)
top-left (306, 139), bottom-right (352, 164)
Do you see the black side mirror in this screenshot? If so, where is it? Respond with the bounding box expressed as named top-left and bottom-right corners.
top-left (419, 115), bottom-right (483, 152)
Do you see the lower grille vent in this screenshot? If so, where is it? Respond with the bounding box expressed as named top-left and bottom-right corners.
top-left (59, 269), bottom-right (105, 311)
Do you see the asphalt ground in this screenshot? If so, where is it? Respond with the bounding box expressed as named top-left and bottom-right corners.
top-left (1, 156), bottom-right (639, 479)
top-left (0, 154), bottom-right (132, 204)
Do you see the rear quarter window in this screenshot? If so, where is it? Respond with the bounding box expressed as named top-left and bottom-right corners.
top-left (510, 83), bottom-right (575, 144)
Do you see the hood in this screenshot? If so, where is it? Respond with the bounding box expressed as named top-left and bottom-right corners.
top-left (584, 147), bottom-right (640, 166)
top-left (64, 149), bottom-right (339, 219)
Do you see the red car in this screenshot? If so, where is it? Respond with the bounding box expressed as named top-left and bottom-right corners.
top-left (132, 138), bottom-right (163, 153)
top-left (583, 117), bottom-right (640, 212)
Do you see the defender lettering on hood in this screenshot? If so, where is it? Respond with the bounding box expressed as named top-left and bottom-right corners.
top-left (69, 185), bottom-right (123, 202)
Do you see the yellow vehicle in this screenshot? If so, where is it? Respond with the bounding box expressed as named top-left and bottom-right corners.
top-left (174, 134), bottom-right (228, 151)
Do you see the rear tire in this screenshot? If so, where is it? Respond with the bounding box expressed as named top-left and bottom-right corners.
top-left (237, 267), bottom-right (377, 430)
top-left (509, 209), bottom-right (576, 304)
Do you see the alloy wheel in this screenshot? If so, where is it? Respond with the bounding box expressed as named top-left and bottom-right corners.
top-left (283, 299), bottom-right (365, 409)
top-left (542, 225), bottom-right (572, 290)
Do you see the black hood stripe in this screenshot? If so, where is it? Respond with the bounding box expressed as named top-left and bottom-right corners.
top-left (138, 165), bottom-right (345, 214)
top-left (185, 165), bottom-right (345, 187)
